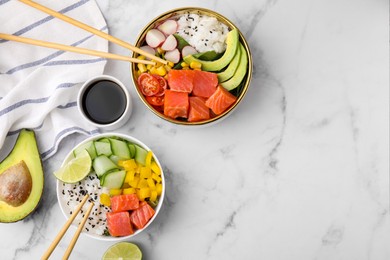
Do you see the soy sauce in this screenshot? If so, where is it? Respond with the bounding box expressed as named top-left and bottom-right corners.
top-left (82, 80), bottom-right (127, 124)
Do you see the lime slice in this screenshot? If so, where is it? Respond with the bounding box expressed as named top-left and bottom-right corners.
top-left (53, 149), bottom-right (92, 183)
top-left (102, 242), bottom-right (142, 260)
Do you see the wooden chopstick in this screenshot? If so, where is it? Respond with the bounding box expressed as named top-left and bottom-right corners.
top-left (0, 33), bottom-right (155, 65)
top-left (41, 195), bottom-right (89, 260)
top-left (62, 202), bottom-right (95, 260)
top-left (19, 0), bottom-right (168, 65)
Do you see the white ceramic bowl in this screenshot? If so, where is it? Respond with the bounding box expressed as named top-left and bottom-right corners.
top-left (56, 133), bottom-right (165, 241)
top-left (77, 75), bottom-right (133, 131)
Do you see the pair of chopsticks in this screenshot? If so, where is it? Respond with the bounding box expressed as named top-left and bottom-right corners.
top-left (41, 195), bottom-right (94, 260)
top-left (0, 0), bottom-right (167, 65)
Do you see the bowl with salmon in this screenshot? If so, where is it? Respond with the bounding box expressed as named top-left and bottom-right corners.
top-left (131, 7), bottom-right (252, 126)
top-left (55, 133), bottom-right (165, 241)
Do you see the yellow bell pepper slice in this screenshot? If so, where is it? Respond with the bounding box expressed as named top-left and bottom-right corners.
top-left (150, 190), bottom-right (158, 202)
top-left (129, 176), bottom-right (140, 188)
top-left (151, 161), bottom-right (161, 175)
top-left (123, 187), bottom-right (136, 195)
top-left (125, 170), bottom-right (135, 183)
top-left (109, 188), bottom-right (122, 196)
top-left (140, 166), bottom-right (152, 179)
top-left (138, 179), bottom-right (148, 189)
top-left (145, 151), bottom-right (153, 168)
top-left (151, 173), bottom-right (162, 183)
top-left (147, 178), bottom-right (156, 189)
top-left (156, 183), bottom-right (163, 196)
top-left (137, 188), bottom-right (151, 201)
top-left (100, 193), bottom-right (111, 207)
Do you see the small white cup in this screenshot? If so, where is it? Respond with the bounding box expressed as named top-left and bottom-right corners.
top-left (77, 75), bottom-right (132, 130)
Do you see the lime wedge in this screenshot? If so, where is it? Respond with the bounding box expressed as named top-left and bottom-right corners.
top-left (102, 242), bottom-right (142, 260)
top-left (53, 149), bottom-right (92, 183)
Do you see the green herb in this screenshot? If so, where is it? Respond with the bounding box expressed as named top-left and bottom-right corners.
top-left (193, 51), bottom-right (224, 61)
top-left (173, 62), bottom-right (183, 69)
top-left (173, 34), bottom-right (190, 51)
top-left (103, 228), bottom-right (110, 236)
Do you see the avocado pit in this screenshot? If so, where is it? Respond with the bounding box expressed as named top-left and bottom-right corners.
top-left (0, 161), bottom-right (32, 207)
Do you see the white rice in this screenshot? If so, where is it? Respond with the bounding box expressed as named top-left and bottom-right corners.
top-left (176, 13), bottom-right (230, 53)
top-left (60, 172), bottom-right (110, 236)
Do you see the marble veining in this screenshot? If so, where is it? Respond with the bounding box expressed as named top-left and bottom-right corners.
top-left (0, 0), bottom-right (389, 259)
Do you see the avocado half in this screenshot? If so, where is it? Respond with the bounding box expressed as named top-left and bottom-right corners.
top-left (0, 129), bottom-right (44, 223)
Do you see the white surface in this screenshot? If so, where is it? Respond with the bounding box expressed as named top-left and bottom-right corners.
top-left (0, 0), bottom-right (389, 259)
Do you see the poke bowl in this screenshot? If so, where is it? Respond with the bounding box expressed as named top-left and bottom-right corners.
top-left (131, 7), bottom-right (252, 126)
top-left (55, 133), bottom-right (165, 241)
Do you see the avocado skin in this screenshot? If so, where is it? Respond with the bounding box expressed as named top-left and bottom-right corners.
top-left (0, 129), bottom-right (44, 223)
top-left (183, 28), bottom-right (239, 72)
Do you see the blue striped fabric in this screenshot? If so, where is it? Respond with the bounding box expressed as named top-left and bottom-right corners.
top-left (0, 0), bottom-right (90, 44)
top-left (0, 0), bottom-right (109, 160)
top-left (5, 27), bottom-right (107, 74)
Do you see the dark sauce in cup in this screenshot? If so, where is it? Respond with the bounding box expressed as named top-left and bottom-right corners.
top-left (82, 80), bottom-right (127, 124)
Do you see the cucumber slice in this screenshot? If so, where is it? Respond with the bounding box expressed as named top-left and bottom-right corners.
top-left (110, 138), bottom-right (131, 159)
top-left (73, 141), bottom-right (97, 160)
top-left (97, 138), bottom-right (110, 143)
top-left (94, 141), bottom-right (112, 156)
top-left (101, 170), bottom-right (126, 189)
top-left (93, 155), bottom-right (118, 177)
top-left (109, 155), bottom-right (123, 165)
top-left (128, 144), bottom-right (136, 158)
top-left (134, 145), bottom-right (148, 165)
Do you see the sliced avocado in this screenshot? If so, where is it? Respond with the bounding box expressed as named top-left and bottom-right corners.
top-left (220, 44), bottom-right (248, 91)
top-left (0, 129), bottom-right (44, 223)
top-left (217, 44), bottom-right (241, 82)
top-left (183, 28), bottom-right (239, 71)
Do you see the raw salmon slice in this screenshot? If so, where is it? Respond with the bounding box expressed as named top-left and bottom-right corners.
top-left (130, 201), bottom-right (155, 229)
top-left (192, 71), bottom-right (218, 98)
top-left (188, 97), bottom-right (210, 122)
top-left (164, 90), bottom-right (189, 119)
top-left (107, 211), bottom-right (134, 236)
top-left (110, 194), bottom-right (139, 212)
top-left (167, 69), bottom-right (195, 93)
top-left (205, 85), bottom-right (237, 115)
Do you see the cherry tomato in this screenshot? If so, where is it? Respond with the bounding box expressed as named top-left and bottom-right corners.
top-left (138, 73), bottom-right (160, 96)
top-left (152, 75), bottom-right (167, 96)
top-left (146, 96), bottom-right (164, 106)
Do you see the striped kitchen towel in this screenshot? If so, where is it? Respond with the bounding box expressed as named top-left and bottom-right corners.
top-left (0, 0), bottom-right (108, 160)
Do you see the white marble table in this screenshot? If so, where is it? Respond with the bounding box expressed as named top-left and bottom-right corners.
top-left (1, 0), bottom-right (389, 259)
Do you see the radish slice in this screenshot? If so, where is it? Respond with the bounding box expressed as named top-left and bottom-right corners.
top-left (164, 48), bottom-right (180, 63)
top-left (157, 20), bottom-right (178, 35)
top-left (182, 45), bottom-right (198, 57)
top-left (140, 45), bottom-right (156, 59)
top-left (145, 29), bottom-right (166, 48)
top-left (161, 34), bottom-right (177, 51)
